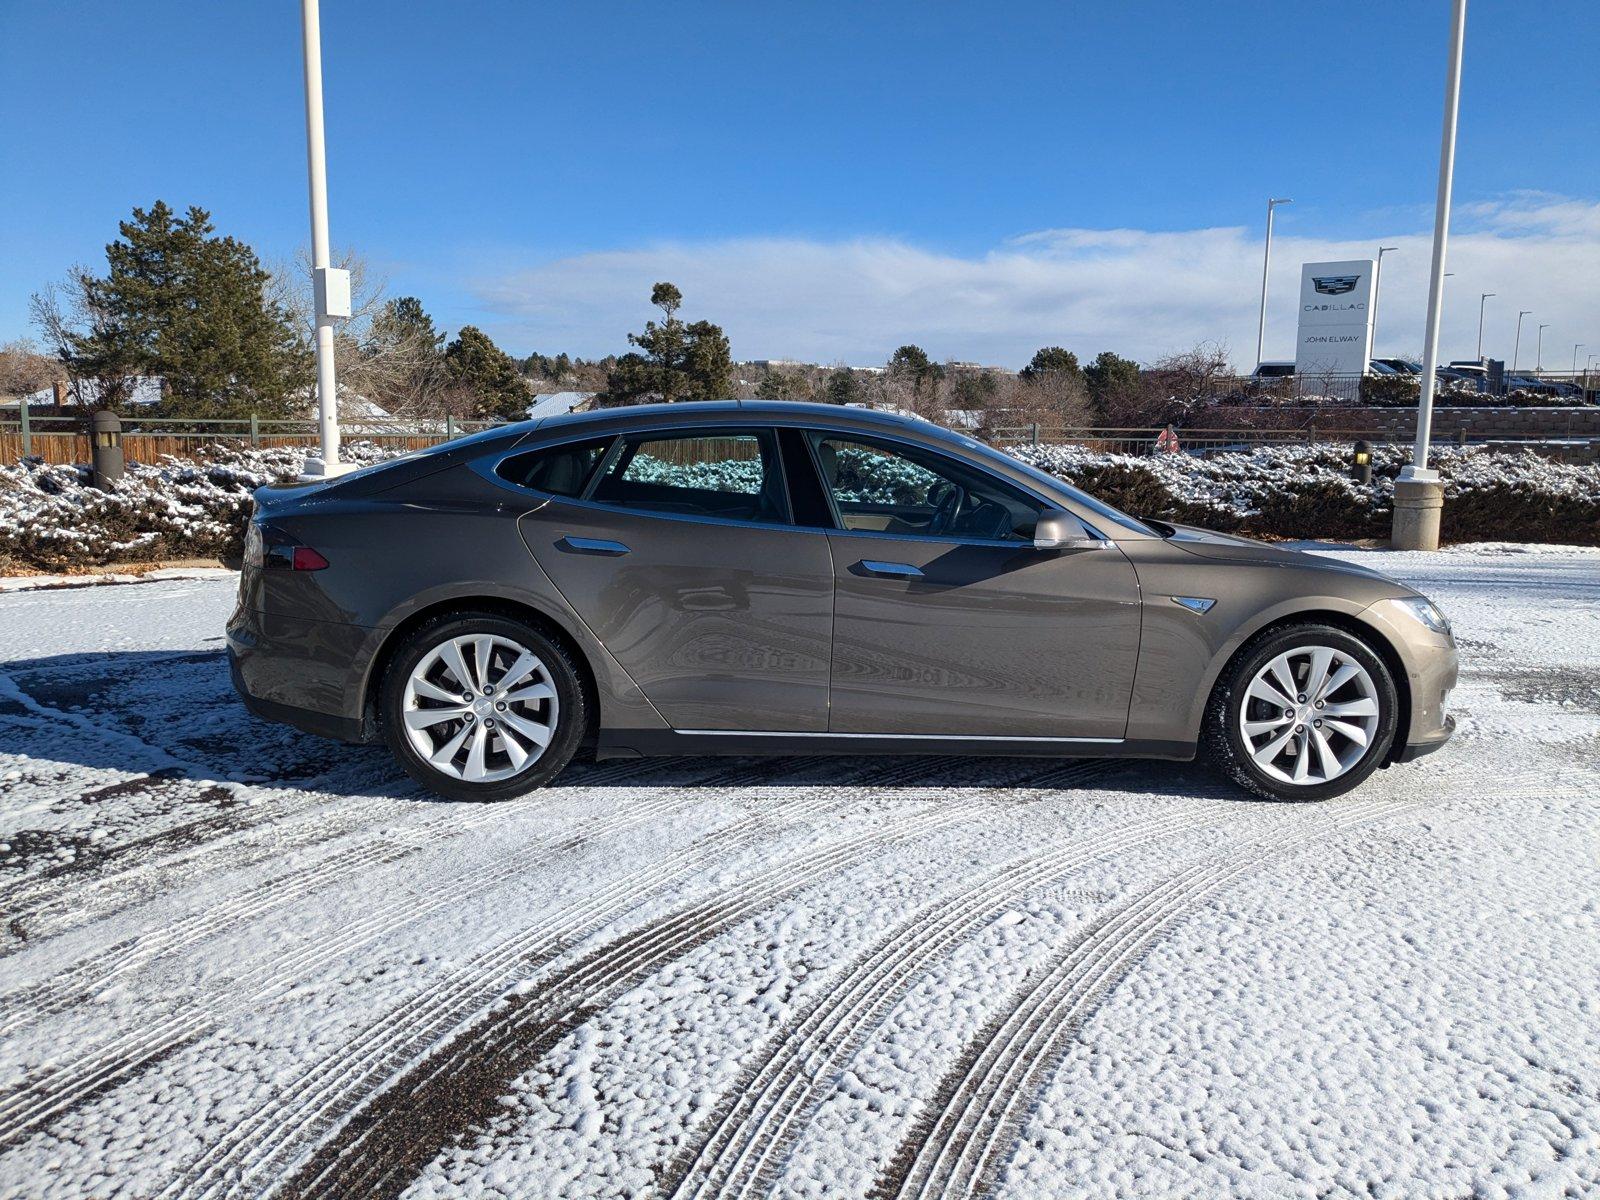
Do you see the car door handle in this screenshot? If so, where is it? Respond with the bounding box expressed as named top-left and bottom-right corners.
top-left (557, 536), bottom-right (630, 556)
top-left (855, 559), bottom-right (924, 578)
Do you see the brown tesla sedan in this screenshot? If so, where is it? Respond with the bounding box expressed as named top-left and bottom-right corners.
top-left (228, 401), bottom-right (1456, 802)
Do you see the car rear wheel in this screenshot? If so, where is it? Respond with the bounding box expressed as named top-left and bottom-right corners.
top-left (380, 613), bottom-right (586, 801)
top-left (1201, 623), bottom-right (1399, 801)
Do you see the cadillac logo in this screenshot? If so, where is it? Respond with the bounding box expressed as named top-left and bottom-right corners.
top-left (1313, 275), bottom-right (1360, 295)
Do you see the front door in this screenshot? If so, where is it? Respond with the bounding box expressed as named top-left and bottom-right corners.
top-left (516, 427), bottom-right (834, 731)
top-left (808, 431), bottom-right (1141, 739)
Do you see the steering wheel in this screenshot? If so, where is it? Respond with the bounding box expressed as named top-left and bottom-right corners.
top-left (928, 482), bottom-right (965, 535)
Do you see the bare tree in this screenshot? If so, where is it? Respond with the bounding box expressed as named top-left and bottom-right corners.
top-left (0, 338), bottom-right (65, 400)
top-left (29, 271), bottom-right (135, 410)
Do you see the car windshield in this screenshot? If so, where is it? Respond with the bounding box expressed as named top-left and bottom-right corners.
top-left (936, 430), bottom-right (1161, 537)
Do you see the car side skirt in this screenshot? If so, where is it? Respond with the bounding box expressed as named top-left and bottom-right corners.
top-left (597, 728), bottom-right (1195, 762)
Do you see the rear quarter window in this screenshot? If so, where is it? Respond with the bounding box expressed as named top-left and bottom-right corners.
top-left (495, 436), bottom-right (613, 496)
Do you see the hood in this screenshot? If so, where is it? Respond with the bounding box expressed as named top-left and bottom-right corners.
top-left (1165, 523), bottom-right (1405, 586)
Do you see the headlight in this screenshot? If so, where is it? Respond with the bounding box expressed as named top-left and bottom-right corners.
top-left (1387, 595), bottom-right (1451, 637)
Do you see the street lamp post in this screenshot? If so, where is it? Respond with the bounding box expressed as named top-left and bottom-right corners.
top-left (1475, 292), bottom-right (1495, 361)
top-left (1255, 197), bottom-right (1293, 371)
top-left (1371, 245), bottom-right (1398, 359)
top-left (1536, 323), bottom-right (1549, 373)
top-left (1393, 0), bottom-right (1467, 553)
top-left (1512, 310), bottom-right (1531, 371)
top-left (298, 0), bottom-right (353, 480)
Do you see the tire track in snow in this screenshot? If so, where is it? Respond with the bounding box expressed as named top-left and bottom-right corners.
top-left (0, 755), bottom-right (825, 1152)
top-left (165, 763), bottom-right (953, 1197)
top-left (872, 795), bottom-right (1413, 1200)
top-left (271, 800), bottom-right (993, 1200)
top-left (661, 774), bottom-right (1245, 1199)
top-left (171, 758), bottom-right (1079, 1196)
top-left (0, 755), bottom-right (779, 1031)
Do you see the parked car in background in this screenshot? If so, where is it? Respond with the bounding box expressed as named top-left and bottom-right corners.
top-left (1250, 361), bottom-right (1298, 380)
top-left (1436, 364), bottom-right (1487, 390)
top-left (1371, 358), bottom-right (1423, 376)
top-left (229, 402), bottom-right (1458, 804)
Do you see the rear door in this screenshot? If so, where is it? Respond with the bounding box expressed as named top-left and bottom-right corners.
top-left (805, 430), bottom-right (1142, 739)
top-left (511, 427), bottom-right (834, 732)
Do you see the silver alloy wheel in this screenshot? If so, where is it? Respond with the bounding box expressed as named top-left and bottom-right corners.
top-left (1238, 645), bottom-right (1380, 786)
top-left (401, 633), bottom-right (559, 783)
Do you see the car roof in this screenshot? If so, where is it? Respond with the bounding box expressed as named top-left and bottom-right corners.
top-left (523, 399), bottom-right (939, 440)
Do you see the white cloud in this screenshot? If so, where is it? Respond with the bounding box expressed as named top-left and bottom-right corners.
top-left (470, 194), bottom-right (1600, 371)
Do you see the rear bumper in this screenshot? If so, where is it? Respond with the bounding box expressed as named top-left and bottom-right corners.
top-left (227, 603), bottom-right (372, 744)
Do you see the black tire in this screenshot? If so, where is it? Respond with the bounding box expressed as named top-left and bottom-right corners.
top-left (1200, 623), bottom-right (1399, 802)
top-left (379, 612), bottom-right (588, 802)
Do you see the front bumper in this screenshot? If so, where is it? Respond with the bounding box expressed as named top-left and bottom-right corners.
top-left (1393, 713), bottom-right (1456, 762)
top-left (1358, 597), bottom-right (1459, 767)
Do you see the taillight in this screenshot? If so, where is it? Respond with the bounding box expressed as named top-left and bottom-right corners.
top-left (251, 522), bottom-right (330, 571)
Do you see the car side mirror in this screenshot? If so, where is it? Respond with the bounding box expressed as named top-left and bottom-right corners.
top-left (1033, 510), bottom-right (1111, 552)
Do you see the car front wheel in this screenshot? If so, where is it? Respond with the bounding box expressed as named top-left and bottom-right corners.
top-left (1201, 623), bottom-right (1399, 801)
top-left (380, 613), bottom-right (586, 801)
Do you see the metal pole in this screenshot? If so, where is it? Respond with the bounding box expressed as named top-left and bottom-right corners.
top-left (18, 400), bottom-right (29, 457)
top-left (1475, 293), bottom-right (1494, 361)
top-left (1256, 198), bottom-right (1291, 370)
top-left (1512, 311), bottom-right (1530, 371)
top-left (300, 0), bottom-right (345, 478)
top-left (1404, 0), bottom-right (1466, 483)
top-left (1371, 246), bottom-right (1397, 359)
top-left (1536, 323), bottom-right (1548, 372)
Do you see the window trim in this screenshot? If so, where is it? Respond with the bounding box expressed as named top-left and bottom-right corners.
top-left (483, 419), bottom-right (1111, 544)
top-left (488, 424), bottom-right (793, 530)
top-left (491, 433), bottom-right (617, 498)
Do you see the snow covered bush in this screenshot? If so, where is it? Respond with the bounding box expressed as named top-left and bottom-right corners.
top-left (3, 439), bottom-right (1597, 571)
top-left (1008, 442), bottom-right (1600, 545)
top-left (0, 443), bottom-right (399, 570)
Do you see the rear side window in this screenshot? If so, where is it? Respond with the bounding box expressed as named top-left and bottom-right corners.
top-left (496, 436), bottom-right (613, 496)
top-left (589, 430), bottom-right (790, 525)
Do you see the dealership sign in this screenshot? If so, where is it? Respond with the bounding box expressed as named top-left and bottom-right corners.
top-left (1295, 259), bottom-right (1375, 376)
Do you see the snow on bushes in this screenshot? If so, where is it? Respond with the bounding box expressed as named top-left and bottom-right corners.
top-left (2, 439), bottom-right (1597, 571)
top-left (0, 443), bottom-right (396, 570)
top-left (1008, 441), bottom-right (1600, 544)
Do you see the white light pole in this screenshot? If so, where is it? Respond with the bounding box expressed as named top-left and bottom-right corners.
top-left (1536, 323), bottom-right (1549, 372)
top-left (1511, 310), bottom-right (1531, 371)
top-left (1371, 245), bottom-right (1398, 358)
top-left (1475, 292), bottom-right (1495, 361)
top-left (299, 0), bottom-right (353, 479)
top-left (1256, 197), bottom-right (1292, 370)
top-left (1394, 0), bottom-right (1466, 552)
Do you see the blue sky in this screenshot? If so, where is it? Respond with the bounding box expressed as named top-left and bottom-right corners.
top-left (3, 0), bottom-right (1596, 368)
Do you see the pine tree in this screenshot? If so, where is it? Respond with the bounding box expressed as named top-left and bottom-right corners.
top-left (66, 201), bottom-right (311, 416)
top-left (1021, 346), bottom-right (1082, 380)
top-left (444, 325), bottom-right (528, 419)
top-left (603, 282), bottom-right (732, 404)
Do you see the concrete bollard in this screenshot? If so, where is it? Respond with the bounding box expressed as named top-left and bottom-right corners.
top-left (1390, 477), bottom-right (1444, 551)
top-left (90, 409), bottom-right (125, 490)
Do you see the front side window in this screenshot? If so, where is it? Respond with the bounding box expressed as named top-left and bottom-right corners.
top-left (808, 433), bottom-right (1043, 542)
top-left (589, 430), bottom-right (789, 524)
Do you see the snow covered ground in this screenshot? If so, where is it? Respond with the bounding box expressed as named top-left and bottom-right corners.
top-left (0, 544), bottom-right (1596, 1199)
